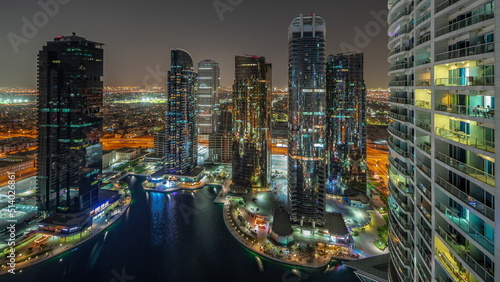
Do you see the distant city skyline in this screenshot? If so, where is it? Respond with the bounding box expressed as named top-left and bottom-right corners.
top-left (0, 0), bottom-right (388, 89)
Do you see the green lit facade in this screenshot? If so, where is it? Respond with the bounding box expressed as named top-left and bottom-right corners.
top-left (37, 34), bottom-right (104, 215)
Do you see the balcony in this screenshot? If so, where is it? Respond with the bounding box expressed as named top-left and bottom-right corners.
top-left (415, 79), bottom-right (430, 87)
top-left (416, 34), bottom-right (431, 46)
top-left (414, 100), bottom-right (430, 109)
top-left (434, 127), bottom-right (494, 153)
top-left (389, 156), bottom-right (409, 177)
top-left (417, 244), bottom-right (432, 268)
top-left (389, 80), bottom-right (411, 87)
top-left (435, 103), bottom-right (495, 120)
top-left (389, 62), bottom-right (412, 72)
top-left (388, 138), bottom-right (408, 158)
top-left (389, 25), bottom-right (414, 42)
top-left (435, 151), bottom-right (495, 186)
top-left (435, 248), bottom-right (471, 282)
top-left (436, 9), bottom-right (494, 38)
top-left (416, 140), bottom-right (431, 154)
top-left (416, 222), bottom-right (432, 244)
top-left (436, 175), bottom-right (495, 221)
top-left (389, 8), bottom-right (412, 25)
top-left (388, 125), bottom-right (409, 140)
top-left (388, 45), bottom-right (413, 57)
top-left (388, 111), bottom-right (411, 122)
top-left (416, 160), bottom-right (431, 177)
top-left (415, 120), bottom-right (431, 132)
top-left (416, 11), bottom-right (431, 26)
top-left (391, 192), bottom-right (413, 213)
top-left (389, 96), bottom-right (410, 104)
top-left (415, 57), bottom-right (430, 66)
top-left (390, 219), bottom-right (412, 249)
top-left (436, 43), bottom-right (495, 62)
top-left (435, 75), bottom-right (494, 87)
top-left (417, 182), bottom-right (432, 200)
top-left (436, 226), bottom-right (494, 282)
top-left (435, 0), bottom-right (461, 14)
top-left (435, 199), bottom-right (494, 254)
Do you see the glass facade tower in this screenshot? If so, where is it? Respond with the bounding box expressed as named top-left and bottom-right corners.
top-left (164, 49), bottom-right (198, 175)
top-left (232, 55), bottom-right (272, 188)
top-left (287, 14), bottom-right (327, 226)
top-left (387, 0), bottom-right (498, 281)
top-left (326, 53), bottom-right (367, 194)
top-left (197, 59), bottom-right (220, 135)
top-left (37, 34), bottom-right (104, 216)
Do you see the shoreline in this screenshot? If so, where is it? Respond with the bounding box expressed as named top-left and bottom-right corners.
top-left (0, 187), bottom-right (132, 276)
top-left (221, 202), bottom-right (332, 269)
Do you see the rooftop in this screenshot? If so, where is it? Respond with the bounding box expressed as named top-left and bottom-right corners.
top-left (271, 208), bottom-right (293, 236)
top-left (324, 213), bottom-right (349, 236)
top-left (345, 254), bottom-right (389, 282)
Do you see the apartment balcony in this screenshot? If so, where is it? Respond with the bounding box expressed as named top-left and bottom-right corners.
top-left (389, 156), bottom-right (409, 178)
top-left (435, 127), bottom-right (494, 153)
top-left (435, 103), bottom-right (495, 120)
top-left (436, 226), bottom-right (495, 282)
top-left (415, 120), bottom-right (431, 132)
top-left (388, 111), bottom-right (411, 122)
top-left (415, 79), bottom-right (431, 87)
top-left (435, 43), bottom-right (495, 62)
top-left (389, 96), bottom-right (411, 105)
top-left (389, 80), bottom-right (411, 87)
top-left (417, 244), bottom-right (432, 268)
top-left (435, 0), bottom-right (462, 14)
top-left (388, 138), bottom-right (409, 158)
top-left (388, 125), bottom-right (409, 140)
top-left (389, 25), bottom-right (414, 42)
top-left (391, 192), bottom-right (413, 213)
top-left (414, 99), bottom-right (431, 109)
top-left (388, 45), bottom-right (413, 57)
top-left (418, 203), bottom-right (432, 223)
top-left (390, 219), bottom-right (412, 249)
top-left (435, 75), bottom-right (494, 87)
top-left (436, 9), bottom-right (494, 38)
top-left (416, 221), bottom-right (432, 246)
top-left (389, 238), bottom-right (412, 267)
top-left (416, 11), bottom-right (431, 26)
top-left (417, 182), bottom-right (432, 200)
top-left (435, 175), bottom-right (495, 221)
top-left (389, 7), bottom-right (412, 25)
top-left (389, 62), bottom-right (413, 72)
top-left (415, 57), bottom-right (431, 66)
top-left (436, 199), bottom-right (495, 254)
top-left (416, 160), bottom-right (431, 177)
top-left (416, 33), bottom-right (431, 46)
top-left (435, 248), bottom-right (472, 282)
top-left (416, 140), bottom-right (431, 155)
top-left (435, 151), bottom-right (495, 186)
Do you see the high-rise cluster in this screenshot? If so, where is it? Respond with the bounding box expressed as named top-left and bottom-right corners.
top-left (387, 0), bottom-right (496, 281)
top-left (37, 34), bottom-right (104, 216)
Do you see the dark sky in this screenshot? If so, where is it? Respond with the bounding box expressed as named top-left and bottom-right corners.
top-left (0, 0), bottom-right (389, 88)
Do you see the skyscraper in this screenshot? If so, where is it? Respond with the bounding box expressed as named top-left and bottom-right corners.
top-left (37, 34), bottom-right (103, 216)
top-left (326, 53), bottom-right (367, 193)
top-left (232, 55), bottom-right (272, 189)
top-left (197, 59), bottom-right (220, 137)
top-left (387, 1), bottom-right (496, 281)
top-left (164, 49), bottom-right (198, 175)
top-left (287, 14), bottom-right (327, 227)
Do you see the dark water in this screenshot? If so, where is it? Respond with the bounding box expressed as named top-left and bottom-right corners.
top-left (5, 176), bottom-right (357, 282)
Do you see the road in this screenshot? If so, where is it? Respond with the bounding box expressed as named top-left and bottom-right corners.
top-left (366, 146), bottom-right (389, 195)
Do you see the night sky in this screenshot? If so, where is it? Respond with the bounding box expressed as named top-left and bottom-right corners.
top-left (0, 0), bottom-right (389, 88)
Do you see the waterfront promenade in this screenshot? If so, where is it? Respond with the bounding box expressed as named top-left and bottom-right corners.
top-left (0, 188), bottom-right (132, 275)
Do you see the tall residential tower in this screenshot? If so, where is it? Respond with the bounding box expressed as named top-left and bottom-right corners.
top-left (287, 14), bottom-right (327, 227)
top-left (37, 34), bottom-right (104, 216)
top-left (164, 49), bottom-right (198, 175)
top-left (326, 53), bottom-right (367, 194)
top-left (231, 55), bottom-right (272, 189)
top-left (387, 0), bottom-right (497, 281)
top-left (197, 59), bottom-right (220, 138)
